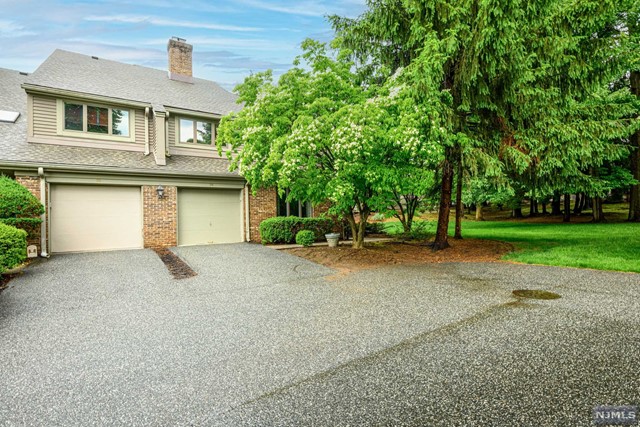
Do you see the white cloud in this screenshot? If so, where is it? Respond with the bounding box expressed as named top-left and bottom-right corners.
top-left (233, 0), bottom-right (366, 18)
top-left (141, 36), bottom-right (294, 51)
top-left (84, 14), bottom-right (262, 32)
top-left (0, 19), bottom-right (37, 37)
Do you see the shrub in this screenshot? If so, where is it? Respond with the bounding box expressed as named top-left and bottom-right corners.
top-left (259, 216), bottom-right (336, 244)
top-left (0, 222), bottom-right (27, 274)
top-left (295, 230), bottom-right (316, 247)
top-left (406, 220), bottom-right (433, 240)
top-left (365, 222), bottom-right (387, 235)
top-left (0, 176), bottom-right (44, 239)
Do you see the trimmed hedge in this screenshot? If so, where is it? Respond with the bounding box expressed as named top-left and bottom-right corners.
top-left (0, 222), bottom-right (27, 274)
top-left (0, 176), bottom-right (44, 239)
top-left (295, 230), bottom-right (315, 247)
top-left (259, 216), bottom-right (336, 244)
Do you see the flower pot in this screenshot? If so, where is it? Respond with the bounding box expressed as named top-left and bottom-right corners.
top-left (325, 233), bottom-right (340, 248)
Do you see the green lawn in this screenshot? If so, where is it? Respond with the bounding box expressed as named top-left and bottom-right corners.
top-left (384, 220), bottom-right (640, 273)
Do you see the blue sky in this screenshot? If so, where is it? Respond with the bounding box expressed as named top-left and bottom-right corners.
top-left (0, 0), bottom-right (366, 90)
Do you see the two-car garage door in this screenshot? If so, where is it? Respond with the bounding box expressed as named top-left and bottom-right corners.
top-left (50, 185), bottom-right (242, 253)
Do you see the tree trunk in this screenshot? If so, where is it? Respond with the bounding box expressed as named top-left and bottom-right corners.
top-left (563, 193), bottom-right (571, 222)
top-left (592, 197), bottom-right (606, 223)
top-left (475, 204), bottom-right (484, 221)
top-left (551, 192), bottom-right (562, 215)
top-left (513, 206), bottom-right (524, 218)
top-left (346, 210), bottom-right (369, 249)
top-left (529, 198), bottom-right (538, 216)
top-left (433, 156), bottom-right (453, 250)
top-left (454, 162), bottom-right (463, 239)
top-left (573, 192), bottom-right (582, 215)
top-left (629, 69), bottom-right (640, 221)
top-left (542, 201), bottom-right (548, 214)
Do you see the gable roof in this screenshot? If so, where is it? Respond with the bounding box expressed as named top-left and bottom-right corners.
top-left (0, 67), bottom-right (239, 178)
top-left (23, 49), bottom-right (242, 115)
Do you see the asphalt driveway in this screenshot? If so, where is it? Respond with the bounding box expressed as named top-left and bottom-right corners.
top-left (0, 244), bottom-right (638, 426)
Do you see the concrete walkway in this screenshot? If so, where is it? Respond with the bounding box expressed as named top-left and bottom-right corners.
top-left (0, 244), bottom-right (638, 426)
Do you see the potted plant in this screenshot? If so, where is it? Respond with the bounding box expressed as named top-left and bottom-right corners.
top-left (325, 232), bottom-right (340, 248)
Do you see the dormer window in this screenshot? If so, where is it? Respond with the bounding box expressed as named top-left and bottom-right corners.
top-left (59, 100), bottom-right (133, 141)
top-left (178, 118), bottom-right (213, 145)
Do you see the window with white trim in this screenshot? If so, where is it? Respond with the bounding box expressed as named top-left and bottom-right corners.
top-left (63, 101), bottom-right (131, 137)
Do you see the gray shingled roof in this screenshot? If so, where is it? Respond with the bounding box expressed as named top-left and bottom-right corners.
top-left (0, 67), bottom-right (239, 178)
top-left (25, 50), bottom-right (242, 115)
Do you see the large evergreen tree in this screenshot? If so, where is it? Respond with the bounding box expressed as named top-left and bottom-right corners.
top-left (332, 0), bottom-right (640, 248)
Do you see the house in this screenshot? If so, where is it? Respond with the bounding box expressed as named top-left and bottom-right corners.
top-left (0, 38), bottom-right (322, 254)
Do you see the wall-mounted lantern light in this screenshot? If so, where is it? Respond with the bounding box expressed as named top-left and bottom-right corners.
top-left (157, 185), bottom-right (165, 199)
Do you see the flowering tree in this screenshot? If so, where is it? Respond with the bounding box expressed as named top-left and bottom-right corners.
top-left (218, 40), bottom-right (442, 248)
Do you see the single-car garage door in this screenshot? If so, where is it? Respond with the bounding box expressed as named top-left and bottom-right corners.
top-left (51, 185), bottom-right (143, 253)
top-left (178, 188), bottom-right (242, 246)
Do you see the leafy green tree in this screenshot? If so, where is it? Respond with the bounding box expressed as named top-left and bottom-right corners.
top-left (218, 41), bottom-right (442, 248)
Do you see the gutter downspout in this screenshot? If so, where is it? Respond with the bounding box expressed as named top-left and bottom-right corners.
top-left (37, 167), bottom-right (49, 257)
top-left (244, 183), bottom-right (250, 241)
top-left (144, 107), bottom-right (150, 155)
top-left (165, 111), bottom-right (171, 158)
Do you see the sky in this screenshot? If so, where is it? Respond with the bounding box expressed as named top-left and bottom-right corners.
top-left (0, 0), bottom-right (366, 90)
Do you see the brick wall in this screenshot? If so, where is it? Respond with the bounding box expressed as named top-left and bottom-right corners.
top-left (143, 185), bottom-right (177, 247)
top-left (313, 200), bottom-right (343, 234)
top-left (15, 176), bottom-right (44, 250)
top-left (247, 188), bottom-right (339, 242)
top-left (247, 187), bottom-right (277, 243)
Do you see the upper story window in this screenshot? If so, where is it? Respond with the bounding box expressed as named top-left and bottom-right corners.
top-left (178, 118), bottom-right (214, 146)
top-left (60, 101), bottom-right (133, 141)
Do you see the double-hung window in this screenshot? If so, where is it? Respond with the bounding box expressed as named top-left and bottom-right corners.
top-left (62, 101), bottom-right (131, 139)
top-left (178, 118), bottom-right (214, 146)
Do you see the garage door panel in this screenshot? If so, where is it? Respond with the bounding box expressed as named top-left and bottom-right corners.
top-left (51, 185), bottom-right (142, 253)
top-left (178, 189), bottom-right (242, 246)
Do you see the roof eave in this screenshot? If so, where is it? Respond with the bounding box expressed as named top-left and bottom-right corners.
top-left (21, 84), bottom-right (152, 109)
top-left (0, 159), bottom-right (243, 181)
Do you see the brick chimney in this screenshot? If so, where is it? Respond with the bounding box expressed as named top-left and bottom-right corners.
top-left (167, 37), bottom-right (193, 83)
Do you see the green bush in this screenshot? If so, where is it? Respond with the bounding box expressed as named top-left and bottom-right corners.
top-left (406, 220), bottom-right (432, 240)
top-left (0, 176), bottom-right (44, 239)
top-left (259, 216), bottom-right (336, 244)
top-left (295, 230), bottom-right (316, 247)
top-left (0, 222), bottom-right (27, 274)
top-left (365, 222), bottom-right (387, 235)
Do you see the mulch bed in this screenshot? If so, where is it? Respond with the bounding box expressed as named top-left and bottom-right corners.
top-left (153, 248), bottom-right (197, 280)
top-left (284, 238), bottom-right (513, 275)
top-left (0, 273), bottom-right (18, 294)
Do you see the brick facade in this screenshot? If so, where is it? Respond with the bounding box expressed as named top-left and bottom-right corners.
top-left (247, 187), bottom-right (277, 243)
top-left (15, 176), bottom-right (45, 250)
top-left (142, 185), bottom-right (177, 248)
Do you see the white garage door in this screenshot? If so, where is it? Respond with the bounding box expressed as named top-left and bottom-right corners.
top-left (178, 188), bottom-right (242, 246)
top-left (51, 185), bottom-right (143, 253)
